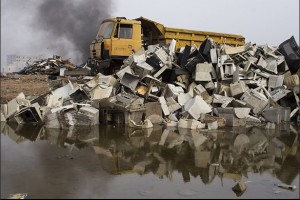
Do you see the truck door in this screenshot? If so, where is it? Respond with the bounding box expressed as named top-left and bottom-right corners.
top-left (111, 22), bottom-right (141, 58)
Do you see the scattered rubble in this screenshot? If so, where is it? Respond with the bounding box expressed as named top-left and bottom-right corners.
top-left (18, 55), bottom-right (89, 76)
top-left (8, 193), bottom-right (28, 199)
top-left (1, 36), bottom-right (300, 129)
top-left (276, 183), bottom-right (297, 191)
top-left (232, 181), bottom-right (247, 197)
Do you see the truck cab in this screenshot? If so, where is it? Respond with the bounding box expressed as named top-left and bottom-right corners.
top-left (89, 17), bottom-right (143, 74)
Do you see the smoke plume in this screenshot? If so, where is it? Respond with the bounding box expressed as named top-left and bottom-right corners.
top-left (32, 0), bottom-right (113, 63)
top-left (1, 0), bottom-right (113, 68)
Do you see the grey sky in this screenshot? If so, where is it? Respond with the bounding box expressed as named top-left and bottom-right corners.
top-left (1, 0), bottom-right (299, 68)
top-left (114, 0), bottom-right (299, 45)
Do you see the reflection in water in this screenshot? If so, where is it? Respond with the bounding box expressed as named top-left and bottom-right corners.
top-left (1, 122), bottom-right (299, 194)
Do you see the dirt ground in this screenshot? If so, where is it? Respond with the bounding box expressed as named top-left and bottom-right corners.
top-left (0, 74), bottom-right (50, 104)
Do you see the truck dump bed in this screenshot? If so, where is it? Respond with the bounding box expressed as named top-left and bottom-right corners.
top-left (136, 17), bottom-right (245, 48)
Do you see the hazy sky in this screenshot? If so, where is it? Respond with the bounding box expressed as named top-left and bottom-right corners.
top-left (114, 0), bottom-right (299, 45)
top-left (1, 0), bottom-right (299, 67)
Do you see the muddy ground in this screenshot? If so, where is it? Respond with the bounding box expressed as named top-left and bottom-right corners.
top-left (0, 74), bottom-right (51, 104)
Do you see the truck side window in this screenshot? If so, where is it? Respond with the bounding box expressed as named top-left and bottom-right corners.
top-left (114, 24), bottom-right (133, 39)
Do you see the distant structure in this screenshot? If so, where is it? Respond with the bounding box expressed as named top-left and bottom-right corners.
top-left (2, 54), bottom-right (44, 73)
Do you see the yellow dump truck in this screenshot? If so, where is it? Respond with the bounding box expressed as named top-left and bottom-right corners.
top-left (89, 16), bottom-right (245, 74)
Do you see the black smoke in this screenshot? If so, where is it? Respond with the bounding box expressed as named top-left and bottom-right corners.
top-left (32, 0), bottom-right (113, 63)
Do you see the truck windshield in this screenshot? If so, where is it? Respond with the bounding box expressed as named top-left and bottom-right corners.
top-left (96, 22), bottom-right (114, 39)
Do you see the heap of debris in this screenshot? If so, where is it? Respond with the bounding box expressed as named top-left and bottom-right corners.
top-left (18, 55), bottom-right (89, 76)
top-left (1, 36), bottom-right (300, 129)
